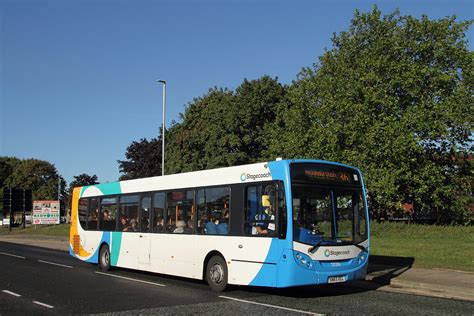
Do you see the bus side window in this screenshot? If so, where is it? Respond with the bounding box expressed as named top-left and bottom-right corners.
top-left (166, 190), bottom-right (195, 234)
top-left (120, 195), bottom-right (139, 232)
top-left (197, 187), bottom-right (230, 235)
top-left (140, 196), bottom-right (151, 233)
top-left (152, 192), bottom-right (165, 233)
top-left (99, 197), bottom-right (117, 231)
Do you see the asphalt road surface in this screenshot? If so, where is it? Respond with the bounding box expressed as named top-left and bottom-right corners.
top-left (0, 242), bottom-right (472, 315)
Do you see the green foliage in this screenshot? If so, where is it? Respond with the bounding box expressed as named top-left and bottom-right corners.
top-left (1, 158), bottom-right (66, 201)
top-left (65, 173), bottom-right (99, 210)
top-left (117, 138), bottom-right (162, 180)
top-left (68, 174), bottom-right (99, 191)
top-left (0, 157), bottom-right (21, 187)
top-left (267, 7), bottom-right (473, 225)
top-left (165, 76), bottom-right (287, 174)
top-left (0, 157), bottom-right (22, 202)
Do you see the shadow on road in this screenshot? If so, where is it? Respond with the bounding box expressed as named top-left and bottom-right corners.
top-left (226, 255), bottom-right (415, 298)
top-left (367, 255), bottom-right (415, 285)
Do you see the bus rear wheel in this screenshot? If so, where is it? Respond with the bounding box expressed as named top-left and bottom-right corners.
top-left (206, 255), bottom-right (228, 292)
top-left (99, 244), bottom-right (111, 271)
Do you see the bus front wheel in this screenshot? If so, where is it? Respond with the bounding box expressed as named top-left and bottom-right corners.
top-left (99, 244), bottom-right (111, 271)
top-left (206, 255), bottom-right (228, 292)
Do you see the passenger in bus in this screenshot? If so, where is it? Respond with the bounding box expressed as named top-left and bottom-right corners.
top-left (130, 218), bottom-right (139, 232)
top-left (216, 210), bottom-right (229, 235)
top-left (142, 218), bottom-right (149, 232)
top-left (205, 215), bottom-right (217, 234)
top-left (167, 218), bottom-right (176, 232)
top-left (124, 218), bottom-right (138, 232)
top-left (184, 218), bottom-right (194, 233)
top-left (173, 220), bottom-right (186, 233)
top-left (119, 215), bottom-right (129, 231)
top-left (154, 217), bottom-right (164, 233)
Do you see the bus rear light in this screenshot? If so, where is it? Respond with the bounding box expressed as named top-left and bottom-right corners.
top-left (73, 235), bottom-right (80, 254)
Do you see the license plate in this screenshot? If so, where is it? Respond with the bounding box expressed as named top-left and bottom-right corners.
top-left (328, 276), bottom-right (347, 283)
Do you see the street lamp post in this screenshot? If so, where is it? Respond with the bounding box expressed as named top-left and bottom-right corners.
top-left (157, 80), bottom-right (166, 176)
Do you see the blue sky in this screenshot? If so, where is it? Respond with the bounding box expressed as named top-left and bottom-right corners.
top-left (1, 0), bottom-right (472, 185)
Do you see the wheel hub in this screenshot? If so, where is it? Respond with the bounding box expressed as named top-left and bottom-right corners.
top-left (210, 263), bottom-right (224, 284)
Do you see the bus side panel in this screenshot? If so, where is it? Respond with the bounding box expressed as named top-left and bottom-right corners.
top-left (109, 234), bottom-right (278, 286)
top-left (112, 233), bottom-right (140, 268)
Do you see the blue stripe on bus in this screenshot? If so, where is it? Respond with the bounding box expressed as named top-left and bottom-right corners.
top-left (111, 232), bottom-right (122, 266)
top-left (248, 239), bottom-right (280, 287)
top-left (79, 182), bottom-right (122, 198)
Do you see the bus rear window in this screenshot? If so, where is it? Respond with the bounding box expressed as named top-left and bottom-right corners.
top-left (78, 198), bottom-right (88, 229)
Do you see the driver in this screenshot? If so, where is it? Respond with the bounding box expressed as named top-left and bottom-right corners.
top-left (255, 194), bottom-right (275, 236)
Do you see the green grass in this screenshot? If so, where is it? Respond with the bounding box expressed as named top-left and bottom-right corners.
top-left (370, 222), bottom-right (474, 272)
top-left (0, 224), bottom-right (70, 236)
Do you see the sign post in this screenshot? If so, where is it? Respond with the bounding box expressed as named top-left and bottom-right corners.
top-left (2, 188), bottom-right (32, 231)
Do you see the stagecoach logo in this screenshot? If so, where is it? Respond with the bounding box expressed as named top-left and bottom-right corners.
top-left (240, 172), bottom-right (271, 182)
top-left (324, 249), bottom-right (351, 257)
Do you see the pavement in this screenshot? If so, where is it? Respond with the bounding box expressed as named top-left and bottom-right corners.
top-left (1, 234), bottom-right (472, 302)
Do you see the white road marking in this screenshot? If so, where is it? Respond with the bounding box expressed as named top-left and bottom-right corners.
top-left (33, 300), bottom-right (54, 309)
top-left (0, 252), bottom-right (26, 259)
top-left (95, 271), bottom-right (166, 287)
top-left (2, 290), bottom-right (21, 297)
top-left (37, 260), bottom-right (73, 269)
top-left (219, 295), bottom-right (323, 315)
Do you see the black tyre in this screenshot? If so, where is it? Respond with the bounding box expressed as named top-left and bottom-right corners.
top-left (99, 244), bottom-right (111, 271)
top-left (206, 255), bottom-right (228, 292)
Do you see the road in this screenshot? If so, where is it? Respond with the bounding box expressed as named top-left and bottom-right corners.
top-left (0, 242), bottom-right (472, 315)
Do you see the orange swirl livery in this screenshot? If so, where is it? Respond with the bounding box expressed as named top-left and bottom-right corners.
top-left (69, 187), bottom-right (91, 258)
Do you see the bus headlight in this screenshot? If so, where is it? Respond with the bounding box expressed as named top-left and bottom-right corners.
top-left (293, 251), bottom-right (314, 270)
top-left (358, 251), bottom-right (368, 265)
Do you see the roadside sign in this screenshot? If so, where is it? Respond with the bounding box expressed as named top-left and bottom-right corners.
top-left (33, 200), bottom-right (60, 224)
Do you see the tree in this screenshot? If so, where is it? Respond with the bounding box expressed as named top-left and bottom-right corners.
top-left (267, 7), bottom-right (473, 224)
top-left (118, 137), bottom-right (162, 180)
top-left (65, 173), bottom-right (99, 214)
top-left (4, 158), bottom-right (66, 201)
top-left (165, 88), bottom-right (236, 173)
top-left (0, 157), bottom-right (21, 187)
top-left (68, 174), bottom-right (99, 191)
top-left (166, 76), bottom-right (287, 174)
top-left (0, 157), bottom-right (21, 203)
top-left (1, 158), bottom-right (67, 216)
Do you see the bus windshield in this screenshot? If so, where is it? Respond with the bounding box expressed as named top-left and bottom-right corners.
top-left (290, 163), bottom-right (368, 247)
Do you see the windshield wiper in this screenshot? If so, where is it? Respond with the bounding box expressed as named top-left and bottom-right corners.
top-left (308, 240), bottom-right (323, 254)
top-left (308, 239), bottom-right (339, 254)
top-left (355, 244), bottom-right (367, 252)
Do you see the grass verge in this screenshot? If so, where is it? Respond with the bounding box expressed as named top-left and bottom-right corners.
top-left (370, 222), bottom-right (474, 272)
top-left (0, 224), bottom-right (70, 236)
